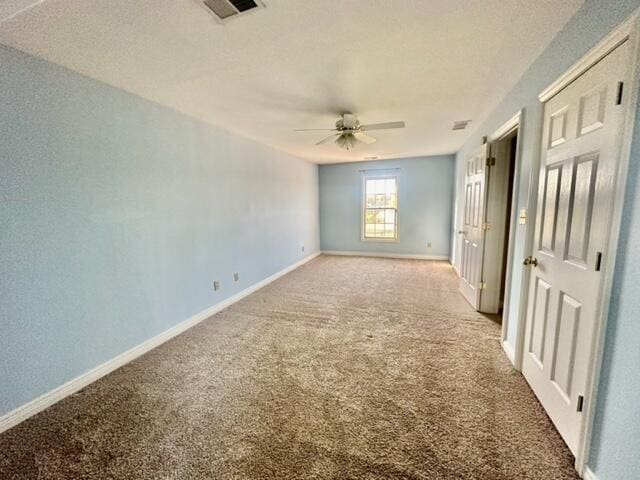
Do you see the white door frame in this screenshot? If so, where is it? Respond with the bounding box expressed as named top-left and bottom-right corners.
top-left (516, 10), bottom-right (640, 475)
top-left (485, 111), bottom-right (524, 364)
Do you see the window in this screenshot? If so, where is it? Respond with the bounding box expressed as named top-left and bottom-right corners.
top-left (362, 176), bottom-right (398, 241)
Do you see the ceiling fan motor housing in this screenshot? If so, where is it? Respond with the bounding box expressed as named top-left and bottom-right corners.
top-left (337, 113), bottom-right (359, 131)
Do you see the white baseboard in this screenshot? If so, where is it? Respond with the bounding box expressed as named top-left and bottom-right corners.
top-left (0, 251), bottom-right (321, 435)
top-left (502, 340), bottom-right (517, 367)
top-left (582, 467), bottom-right (599, 480)
top-left (322, 250), bottom-right (450, 261)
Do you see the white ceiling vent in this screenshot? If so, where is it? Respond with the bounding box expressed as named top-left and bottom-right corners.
top-left (452, 120), bottom-right (471, 131)
top-left (199, 0), bottom-right (265, 22)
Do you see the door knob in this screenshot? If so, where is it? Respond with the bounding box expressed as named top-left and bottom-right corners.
top-left (457, 230), bottom-right (467, 235)
top-left (523, 256), bottom-right (538, 267)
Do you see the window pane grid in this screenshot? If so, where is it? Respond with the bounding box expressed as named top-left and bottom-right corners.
top-left (363, 177), bottom-right (398, 240)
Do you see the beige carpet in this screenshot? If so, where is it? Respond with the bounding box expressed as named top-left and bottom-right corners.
top-left (0, 255), bottom-right (579, 479)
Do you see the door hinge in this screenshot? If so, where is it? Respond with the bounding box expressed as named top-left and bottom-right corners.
top-left (479, 282), bottom-right (487, 290)
top-left (595, 251), bottom-right (603, 271)
top-left (616, 81), bottom-right (624, 105)
top-left (486, 157), bottom-right (496, 166)
top-left (577, 395), bottom-right (585, 413)
top-left (482, 222), bottom-right (491, 231)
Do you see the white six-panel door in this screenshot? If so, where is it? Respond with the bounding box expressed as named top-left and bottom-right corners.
top-left (522, 41), bottom-right (630, 454)
top-left (459, 144), bottom-right (489, 309)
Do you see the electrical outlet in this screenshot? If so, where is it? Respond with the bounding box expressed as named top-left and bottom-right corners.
top-left (427, 242), bottom-right (432, 248)
top-left (233, 273), bottom-right (239, 282)
top-left (213, 280), bottom-right (220, 291)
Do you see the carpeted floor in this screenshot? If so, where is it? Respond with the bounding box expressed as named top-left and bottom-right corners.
top-left (0, 255), bottom-right (579, 479)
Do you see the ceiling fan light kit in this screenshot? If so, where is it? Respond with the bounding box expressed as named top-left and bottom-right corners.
top-left (335, 134), bottom-right (358, 150)
top-left (295, 113), bottom-right (406, 150)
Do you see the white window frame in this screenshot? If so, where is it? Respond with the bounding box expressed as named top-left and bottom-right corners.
top-left (361, 174), bottom-right (400, 243)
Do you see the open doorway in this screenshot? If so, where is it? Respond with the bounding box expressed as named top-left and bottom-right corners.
top-left (478, 122), bottom-right (520, 321)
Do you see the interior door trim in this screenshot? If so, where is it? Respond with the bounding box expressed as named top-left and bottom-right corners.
top-left (485, 110), bottom-right (523, 366)
top-left (539, 13), bottom-right (639, 103)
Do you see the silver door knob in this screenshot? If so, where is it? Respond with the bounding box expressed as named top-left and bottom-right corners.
top-left (457, 230), bottom-right (467, 235)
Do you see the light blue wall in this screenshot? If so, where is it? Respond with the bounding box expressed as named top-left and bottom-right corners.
top-left (319, 156), bottom-right (454, 257)
top-left (451, 1), bottom-right (640, 478)
top-left (0, 45), bottom-right (320, 417)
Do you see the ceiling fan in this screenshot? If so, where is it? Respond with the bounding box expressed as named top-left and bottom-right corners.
top-left (295, 113), bottom-right (405, 150)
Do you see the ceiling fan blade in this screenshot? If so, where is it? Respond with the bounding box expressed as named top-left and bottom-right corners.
top-left (295, 128), bottom-right (339, 132)
top-left (360, 121), bottom-right (405, 131)
top-left (353, 132), bottom-right (377, 144)
top-left (316, 133), bottom-right (340, 145)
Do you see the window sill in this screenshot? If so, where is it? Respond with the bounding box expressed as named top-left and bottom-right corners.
top-left (360, 238), bottom-right (400, 243)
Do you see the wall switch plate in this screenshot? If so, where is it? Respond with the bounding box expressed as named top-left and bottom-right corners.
top-left (233, 273), bottom-right (239, 282)
top-left (301, 245), bottom-right (305, 252)
top-left (213, 280), bottom-right (220, 291)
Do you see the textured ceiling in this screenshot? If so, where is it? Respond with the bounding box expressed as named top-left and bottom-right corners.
top-left (0, 0), bottom-right (584, 163)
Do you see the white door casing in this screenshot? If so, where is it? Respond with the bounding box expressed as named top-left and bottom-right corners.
top-left (480, 128), bottom-right (518, 315)
top-left (521, 41), bottom-right (630, 455)
top-left (459, 143), bottom-right (489, 309)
